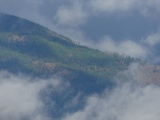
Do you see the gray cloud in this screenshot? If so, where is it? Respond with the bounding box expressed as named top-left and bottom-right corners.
top-left (1, 1), bottom-right (160, 120)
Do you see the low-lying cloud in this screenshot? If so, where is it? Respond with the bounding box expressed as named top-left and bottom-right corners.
top-left (0, 71), bottom-right (67, 120)
top-left (62, 62), bottom-right (160, 120)
top-left (0, 64), bottom-right (160, 120)
top-left (62, 83), bottom-right (160, 120)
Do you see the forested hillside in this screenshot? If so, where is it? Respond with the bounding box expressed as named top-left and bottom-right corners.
top-left (0, 13), bottom-right (141, 96)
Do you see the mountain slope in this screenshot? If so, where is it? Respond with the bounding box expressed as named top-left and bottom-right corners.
top-left (0, 13), bottom-right (145, 118)
top-left (0, 13), bottom-right (138, 92)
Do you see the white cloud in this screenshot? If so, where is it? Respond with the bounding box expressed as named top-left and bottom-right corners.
top-left (62, 83), bottom-right (160, 120)
top-left (144, 32), bottom-right (160, 46)
top-left (0, 0), bottom-right (160, 63)
top-left (0, 62), bottom-right (155, 120)
top-left (0, 71), bottom-right (65, 120)
top-left (89, 0), bottom-right (160, 16)
top-left (1, 1), bottom-right (160, 120)
top-left (95, 36), bottom-right (147, 59)
top-left (136, 31), bottom-right (160, 64)
top-left (54, 1), bottom-right (87, 27)
top-left (89, 0), bottom-right (136, 13)
top-left (118, 41), bottom-right (147, 58)
top-left (61, 62), bottom-right (160, 120)
top-left (0, 0), bottom-right (159, 50)
top-left (139, 0), bottom-right (160, 17)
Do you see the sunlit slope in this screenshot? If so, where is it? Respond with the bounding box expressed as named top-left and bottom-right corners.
top-left (0, 13), bottom-right (136, 82)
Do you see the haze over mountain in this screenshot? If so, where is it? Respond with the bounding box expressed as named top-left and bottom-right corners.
top-left (0, 12), bottom-right (160, 120)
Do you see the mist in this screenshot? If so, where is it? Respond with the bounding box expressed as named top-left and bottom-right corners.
top-left (61, 63), bottom-right (160, 120)
top-left (1, 62), bottom-right (160, 120)
top-left (62, 83), bottom-right (160, 120)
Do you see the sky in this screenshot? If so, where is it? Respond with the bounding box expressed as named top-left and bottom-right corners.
top-left (1, 0), bottom-right (160, 120)
top-left (0, 0), bottom-right (160, 62)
